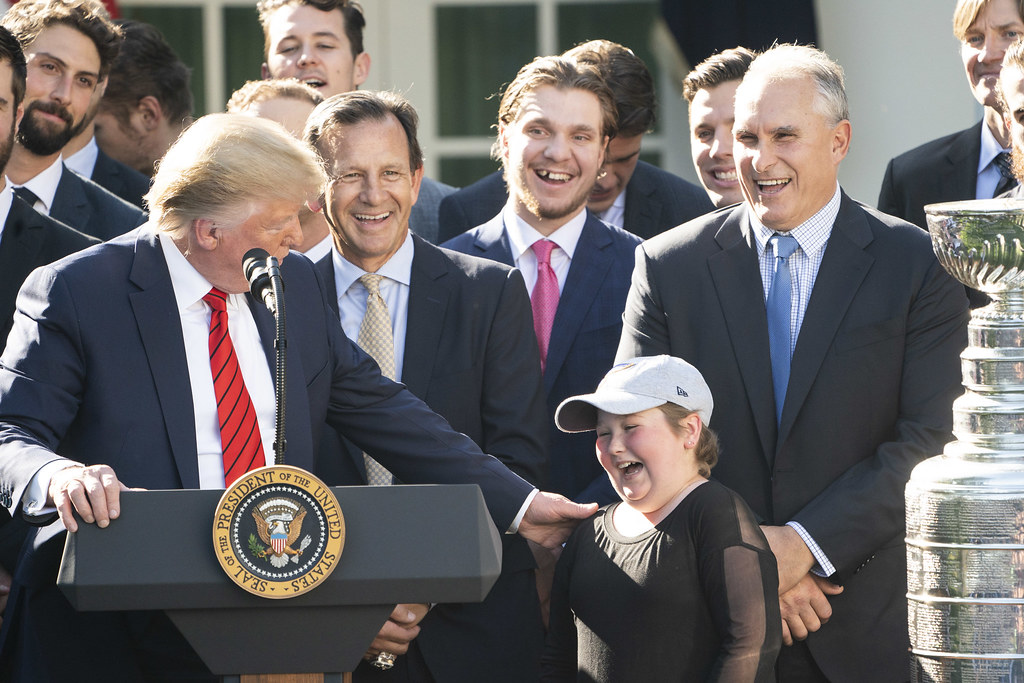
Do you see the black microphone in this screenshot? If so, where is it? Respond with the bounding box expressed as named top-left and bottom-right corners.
top-left (243, 248), bottom-right (278, 314)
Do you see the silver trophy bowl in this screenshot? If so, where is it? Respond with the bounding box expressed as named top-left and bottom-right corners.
top-left (908, 200), bottom-right (1024, 681)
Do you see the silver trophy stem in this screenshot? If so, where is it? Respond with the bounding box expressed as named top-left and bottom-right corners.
top-left (909, 200), bottom-right (1024, 681)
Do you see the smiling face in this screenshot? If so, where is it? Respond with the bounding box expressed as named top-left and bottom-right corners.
top-left (262, 3), bottom-right (369, 97)
top-left (596, 407), bottom-right (701, 516)
top-left (733, 73), bottom-right (850, 231)
top-left (689, 79), bottom-right (743, 207)
top-left (19, 24), bottom-right (103, 157)
top-left (961, 0), bottom-right (1024, 109)
top-left (320, 114), bottom-right (423, 272)
top-left (500, 85), bottom-right (607, 235)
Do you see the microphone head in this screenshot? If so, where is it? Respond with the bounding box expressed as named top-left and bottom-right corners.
top-left (243, 248), bottom-right (271, 281)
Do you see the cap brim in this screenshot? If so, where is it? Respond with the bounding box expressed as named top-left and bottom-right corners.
top-left (554, 391), bottom-right (667, 433)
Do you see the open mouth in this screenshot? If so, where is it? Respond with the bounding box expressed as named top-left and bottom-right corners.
top-left (536, 169), bottom-right (572, 183)
top-left (617, 461), bottom-right (643, 477)
top-left (301, 77), bottom-right (326, 88)
top-left (713, 169), bottom-right (737, 183)
top-left (756, 178), bottom-right (790, 195)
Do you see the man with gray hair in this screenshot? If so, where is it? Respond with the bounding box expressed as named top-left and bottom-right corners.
top-left (0, 113), bottom-right (594, 681)
top-left (617, 44), bottom-right (968, 681)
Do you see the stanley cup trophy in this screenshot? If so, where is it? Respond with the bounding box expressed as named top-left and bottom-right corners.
top-left (908, 199), bottom-right (1024, 681)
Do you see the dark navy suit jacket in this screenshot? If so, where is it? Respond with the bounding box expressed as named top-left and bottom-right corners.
top-left (0, 229), bottom-right (533, 681)
top-left (444, 212), bottom-right (641, 505)
top-left (318, 235), bottom-right (548, 681)
top-left (437, 161), bottom-right (713, 243)
top-left (89, 147), bottom-right (150, 210)
top-left (51, 164), bottom-right (147, 241)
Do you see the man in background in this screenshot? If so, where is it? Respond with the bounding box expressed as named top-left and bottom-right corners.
top-left (683, 46), bottom-right (756, 208)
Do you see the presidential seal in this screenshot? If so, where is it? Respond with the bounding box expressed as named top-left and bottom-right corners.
top-left (213, 465), bottom-right (345, 598)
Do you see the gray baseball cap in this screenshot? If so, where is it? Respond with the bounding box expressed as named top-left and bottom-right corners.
top-left (555, 355), bottom-right (713, 433)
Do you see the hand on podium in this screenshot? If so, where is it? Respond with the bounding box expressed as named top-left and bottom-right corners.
top-left (48, 463), bottom-right (131, 532)
top-left (364, 603), bottom-right (430, 662)
top-left (518, 491), bottom-right (598, 549)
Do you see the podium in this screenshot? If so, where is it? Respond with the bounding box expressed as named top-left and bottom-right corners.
top-left (57, 484), bottom-right (502, 678)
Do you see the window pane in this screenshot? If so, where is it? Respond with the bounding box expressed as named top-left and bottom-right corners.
top-left (120, 6), bottom-right (205, 114)
top-left (223, 6), bottom-right (265, 110)
top-left (440, 156), bottom-right (503, 190)
top-left (436, 5), bottom-right (538, 138)
top-left (557, 2), bottom-right (661, 131)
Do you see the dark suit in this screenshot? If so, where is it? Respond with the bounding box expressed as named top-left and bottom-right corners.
top-left (0, 195), bottom-right (97, 573)
top-left (616, 194), bottom-right (969, 682)
top-left (50, 164), bottom-right (148, 241)
top-left (318, 235), bottom-right (548, 682)
top-left (409, 176), bottom-right (456, 244)
top-left (877, 122), bottom-right (982, 230)
top-left (0, 228), bottom-right (534, 682)
top-left (89, 148), bottom-right (150, 210)
top-left (436, 162), bottom-right (713, 243)
top-left (444, 212), bottom-right (641, 504)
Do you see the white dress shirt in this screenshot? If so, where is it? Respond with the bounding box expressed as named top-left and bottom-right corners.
top-left (301, 233), bottom-right (333, 264)
top-left (63, 136), bottom-right (99, 179)
top-left (596, 189), bottom-right (626, 229)
top-left (13, 156), bottom-right (64, 215)
top-left (0, 178), bottom-right (16, 242)
top-left (502, 202), bottom-right (587, 296)
top-left (976, 122), bottom-right (1012, 200)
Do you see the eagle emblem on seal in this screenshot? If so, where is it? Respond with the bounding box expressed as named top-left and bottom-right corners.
top-left (251, 497), bottom-right (312, 567)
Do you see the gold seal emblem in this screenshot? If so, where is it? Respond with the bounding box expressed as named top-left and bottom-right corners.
top-left (213, 465), bottom-right (345, 598)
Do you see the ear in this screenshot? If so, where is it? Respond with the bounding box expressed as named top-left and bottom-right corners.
top-left (191, 218), bottom-right (219, 252)
top-left (831, 119), bottom-right (852, 163)
top-left (352, 52), bottom-right (371, 87)
top-left (679, 413), bottom-right (702, 445)
top-left (261, 62), bottom-right (271, 80)
top-left (14, 102), bottom-right (23, 132)
top-left (94, 76), bottom-right (108, 100)
top-left (135, 95), bottom-right (165, 132)
top-left (498, 123), bottom-right (510, 162)
top-left (307, 194), bottom-right (324, 214)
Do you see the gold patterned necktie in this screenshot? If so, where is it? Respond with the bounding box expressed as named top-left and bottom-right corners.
top-left (356, 273), bottom-right (395, 485)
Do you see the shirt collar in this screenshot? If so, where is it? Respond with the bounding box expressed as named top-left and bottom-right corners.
top-left (16, 156), bottom-right (64, 214)
top-left (978, 121), bottom-right (1009, 173)
top-left (502, 201), bottom-right (587, 261)
top-left (63, 136), bottom-right (99, 178)
top-left (751, 182), bottom-right (841, 257)
top-left (157, 225), bottom-right (240, 312)
top-left (0, 178), bottom-right (14, 231)
top-left (332, 229), bottom-right (414, 297)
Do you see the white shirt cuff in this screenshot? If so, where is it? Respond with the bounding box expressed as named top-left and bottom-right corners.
top-left (507, 488), bottom-right (539, 534)
top-left (786, 520), bottom-right (836, 577)
top-left (23, 459), bottom-right (79, 518)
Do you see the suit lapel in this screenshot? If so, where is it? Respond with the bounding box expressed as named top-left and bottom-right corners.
top-left (0, 200), bottom-right (47, 321)
top-left (543, 214), bottom-right (613, 392)
top-left (781, 195), bottom-right (873, 439)
top-left (51, 166), bottom-right (93, 228)
top-left (622, 164), bottom-right (659, 236)
top-left (707, 210), bottom-right (778, 462)
top-left (471, 215), bottom-right (516, 266)
top-left (128, 231), bottom-right (200, 488)
top-left (402, 235), bottom-right (449, 398)
top-left (941, 122), bottom-right (983, 199)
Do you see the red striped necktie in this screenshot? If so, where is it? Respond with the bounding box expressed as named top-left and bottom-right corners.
top-left (203, 288), bottom-right (266, 485)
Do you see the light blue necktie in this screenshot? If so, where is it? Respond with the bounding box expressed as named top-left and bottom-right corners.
top-left (767, 234), bottom-right (799, 425)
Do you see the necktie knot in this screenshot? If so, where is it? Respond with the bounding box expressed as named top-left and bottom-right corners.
top-left (203, 288), bottom-right (228, 312)
top-left (360, 273), bottom-right (383, 297)
top-left (13, 186), bottom-right (40, 208)
top-left (995, 151), bottom-right (1015, 180)
top-left (531, 239), bottom-right (556, 265)
top-left (772, 233), bottom-right (799, 260)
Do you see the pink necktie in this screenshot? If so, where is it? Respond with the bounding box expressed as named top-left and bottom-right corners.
top-left (531, 239), bottom-right (559, 371)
